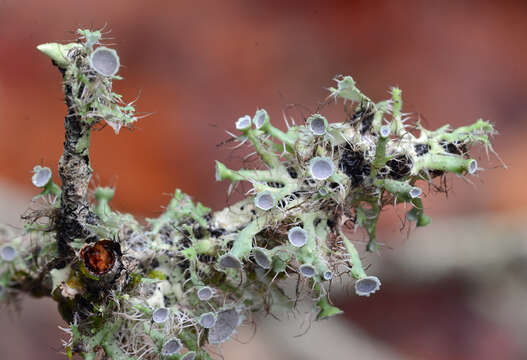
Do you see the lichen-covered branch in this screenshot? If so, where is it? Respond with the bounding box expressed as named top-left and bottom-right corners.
top-left (0, 30), bottom-right (500, 360)
top-left (56, 45), bottom-right (96, 257)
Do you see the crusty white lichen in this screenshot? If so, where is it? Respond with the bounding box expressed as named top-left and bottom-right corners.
top-left (0, 29), bottom-right (500, 360)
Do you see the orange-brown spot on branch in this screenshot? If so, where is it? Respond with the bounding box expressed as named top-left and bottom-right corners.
top-left (81, 240), bottom-right (116, 275)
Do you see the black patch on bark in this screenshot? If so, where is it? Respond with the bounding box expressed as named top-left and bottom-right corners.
top-left (339, 145), bottom-right (371, 187)
top-left (414, 143), bottom-right (430, 156)
top-left (441, 141), bottom-right (468, 156)
top-left (287, 167), bottom-right (298, 179)
top-left (360, 112), bottom-right (374, 135)
top-left (384, 155), bottom-right (413, 180)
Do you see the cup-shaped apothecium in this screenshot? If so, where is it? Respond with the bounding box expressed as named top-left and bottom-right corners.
top-left (309, 157), bottom-right (335, 180)
top-left (89, 46), bottom-right (120, 77)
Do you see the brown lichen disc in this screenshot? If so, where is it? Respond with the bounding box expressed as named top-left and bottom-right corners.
top-left (81, 240), bottom-right (116, 275)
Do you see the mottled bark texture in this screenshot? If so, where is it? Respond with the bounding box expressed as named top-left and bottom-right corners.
top-left (56, 61), bottom-right (97, 257)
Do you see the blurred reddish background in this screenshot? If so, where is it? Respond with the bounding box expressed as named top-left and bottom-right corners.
top-left (0, 1), bottom-right (526, 359)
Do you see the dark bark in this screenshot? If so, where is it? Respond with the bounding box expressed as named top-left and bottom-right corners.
top-left (55, 59), bottom-right (97, 257)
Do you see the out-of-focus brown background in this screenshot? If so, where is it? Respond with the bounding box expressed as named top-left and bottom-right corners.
top-left (1, 1), bottom-right (526, 359)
